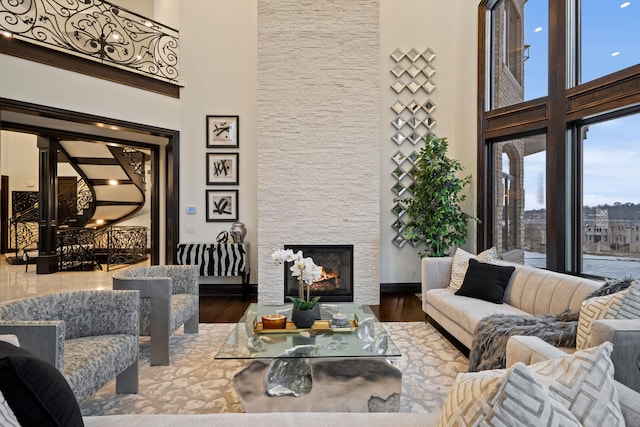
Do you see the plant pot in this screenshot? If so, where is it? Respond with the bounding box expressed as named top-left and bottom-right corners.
top-left (291, 308), bottom-right (316, 328)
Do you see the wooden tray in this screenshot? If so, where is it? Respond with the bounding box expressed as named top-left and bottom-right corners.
top-left (253, 318), bottom-right (357, 334)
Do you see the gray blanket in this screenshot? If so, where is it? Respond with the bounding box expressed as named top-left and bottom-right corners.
top-left (468, 277), bottom-right (636, 372)
top-left (468, 311), bottom-right (578, 372)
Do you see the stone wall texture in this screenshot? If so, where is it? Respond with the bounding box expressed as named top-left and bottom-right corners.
top-left (257, 0), bottom-right (381, 304)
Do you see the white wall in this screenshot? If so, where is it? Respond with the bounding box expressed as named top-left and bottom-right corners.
top-left (177, 0), bottom-right (259, 280)
top-left (0, 132), bottom-right (38, 193)
top-left (0, 1), bottom-right (479, 286)
top-left (379, 0), bottom-right (479, 283)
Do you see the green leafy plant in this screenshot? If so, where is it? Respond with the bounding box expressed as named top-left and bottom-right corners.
top-left (396, 133), bottom-right (479, 257)
top-left (288, 295), bottom-right (321, 310)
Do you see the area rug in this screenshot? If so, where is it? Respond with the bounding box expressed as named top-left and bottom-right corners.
top-left (80, 322), bottom-right (468, 415)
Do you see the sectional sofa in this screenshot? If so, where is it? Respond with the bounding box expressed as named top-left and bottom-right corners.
top-left (421, 252), bottom-right (640, 391)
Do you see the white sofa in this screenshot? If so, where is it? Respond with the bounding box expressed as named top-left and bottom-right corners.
top-left (421, 256), bottom-right (640, 392)
top-left (421, 257), bottom-right (601, 350)
top-left (83, 412), bottom-right (437, 427)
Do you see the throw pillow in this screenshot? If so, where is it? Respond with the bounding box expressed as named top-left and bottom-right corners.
top-left (0, 341), bottom-right (84, 427)
top-left (437, 363), bottom-right (580, 427)
top-left (528, 342), bottom-right (625, 427)
top-left (448, 247), bottom-right (498, 291)
top-left (0, 390), bottom-right (20, 427)
top-left (587, 277), bottom-right (636, 299)
top-left (576, 279), bottom-right (640, 349)
top-left (455, 259), bottom-right (515, 304)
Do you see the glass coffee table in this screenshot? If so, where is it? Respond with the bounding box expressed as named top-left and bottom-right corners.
top-left (215, 303), bottom-right (402, 412)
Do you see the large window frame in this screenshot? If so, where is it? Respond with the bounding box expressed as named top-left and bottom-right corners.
top-left (477, 0), bottom-right (640, 274)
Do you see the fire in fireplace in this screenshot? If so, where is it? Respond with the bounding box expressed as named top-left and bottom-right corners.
top-left (284, 244), bottom-right (354, 302)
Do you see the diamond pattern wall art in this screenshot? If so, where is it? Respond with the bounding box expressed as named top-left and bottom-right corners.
top-left (390, 48), bottom-right (437, 248)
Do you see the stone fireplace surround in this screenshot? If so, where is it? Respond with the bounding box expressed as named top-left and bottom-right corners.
top-left (256, 0), bottom-right (380, 305)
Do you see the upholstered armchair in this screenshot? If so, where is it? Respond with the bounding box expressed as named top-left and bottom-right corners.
top-left (0, 290), bottom-right (140, 403)
top-left (112, 264), bottom-right (199, 366)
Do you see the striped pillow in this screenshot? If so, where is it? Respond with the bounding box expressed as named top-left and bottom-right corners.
top-left (437, 363), bottom-right (580, 427)
top-left (447, 247), bottom-right (498, 291)
top-left (577, 280), bottom-right (640, 349)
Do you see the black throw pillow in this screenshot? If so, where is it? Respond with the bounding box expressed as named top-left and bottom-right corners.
top-left (455, 259), bottom-right (515, 304)
top-left (0, 341), bottom-right (84, 427)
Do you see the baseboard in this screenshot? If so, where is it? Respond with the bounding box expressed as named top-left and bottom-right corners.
top-left (380, 282), bottom-right (421, 293)
top-left (199, 283), bottom-right (257, 297)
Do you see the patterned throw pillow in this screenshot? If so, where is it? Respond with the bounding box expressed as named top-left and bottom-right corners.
top-left (437, 363), bottom-right (580, 427)
top-left (528, 342), bottom-right (625, 427)
top-left (448, 247), bottom-right (498, 291)
top-left (577, 280), bottom-right (640, 349)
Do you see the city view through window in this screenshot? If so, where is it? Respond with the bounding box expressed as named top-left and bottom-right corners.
top-left (492, 0), bottom-right (640, 279)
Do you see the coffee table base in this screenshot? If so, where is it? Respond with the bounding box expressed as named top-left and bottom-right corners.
top-left (234, 357), bottom-right (402, 412)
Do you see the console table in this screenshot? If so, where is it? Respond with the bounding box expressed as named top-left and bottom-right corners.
top-left (176, 242), bottom-right (250, 300)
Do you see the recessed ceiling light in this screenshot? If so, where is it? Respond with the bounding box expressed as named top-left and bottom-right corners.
top-left (611, 51), bottom-right (621, 57)
top-left (620, 2), bottom-right (631, 8)
top-left (96, 219), bottom-right (105, 225)
top-left (534, 26), bottom-right (543, 32)
top-left (108, 179), bottom-right (118, 185)
top-left (2, 31), bottom-right (12, 38)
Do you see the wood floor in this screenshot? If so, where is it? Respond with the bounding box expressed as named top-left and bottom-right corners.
top-left (199, 292), bottom-right (425, 323)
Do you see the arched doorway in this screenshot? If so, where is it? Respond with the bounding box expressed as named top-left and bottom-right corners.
top-left (0, 97), bottom-right (179, 267)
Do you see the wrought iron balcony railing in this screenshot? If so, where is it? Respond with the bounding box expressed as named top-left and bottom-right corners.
top-left (0, 0), bottom-right (179, 84)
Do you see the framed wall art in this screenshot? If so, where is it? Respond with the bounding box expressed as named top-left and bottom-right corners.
top-left (206, 153), bottom-right (239, 185)
top-left (206, 189), bottom-right (238, 222)
top-left (206, 115), bottom-right (239, 148)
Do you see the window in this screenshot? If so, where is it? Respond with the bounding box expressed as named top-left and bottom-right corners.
top-left (580, 0), bottom-right (639, 83)
top-left (494, 136), bottom-right (547, 267)
top-left (490, 0), bottom-right (548, 109)
top-left (580, 114), bottom-right (640, 278)
top-left (479, 1), bottom-right (640, 278)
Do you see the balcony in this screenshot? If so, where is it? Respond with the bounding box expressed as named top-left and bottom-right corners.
top-left (0, 0), bottom-right (180, 96)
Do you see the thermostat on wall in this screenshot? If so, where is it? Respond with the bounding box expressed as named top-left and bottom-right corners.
top-left (186, 205), bottom-right (196, 214)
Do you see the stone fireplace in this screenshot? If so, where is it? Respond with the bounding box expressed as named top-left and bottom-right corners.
top-left (256, 0), bottom-right (380, 305)
top-left (284, 245), bottom-right (354, 302)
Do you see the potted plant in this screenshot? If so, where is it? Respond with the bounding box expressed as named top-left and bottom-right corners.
top-left (396, 133), bottom-right (479, 257)
top-left (272, 248), bottom-right (322, 327)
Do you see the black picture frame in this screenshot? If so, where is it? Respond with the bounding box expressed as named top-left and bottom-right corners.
top-left (206, 153), bottom-right (239, 185)
top-left (206, 115), bottom-right (239, 148)
top-left (206, 190), bottom-right (238, 222)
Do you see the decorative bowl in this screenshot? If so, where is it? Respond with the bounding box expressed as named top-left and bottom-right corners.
top-left (261, 314), bottom-right (287, 329)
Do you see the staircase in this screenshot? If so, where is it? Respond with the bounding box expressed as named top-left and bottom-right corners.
top-left (5, 140), bottom-right (147, 270)
top-left (58, 140), bottom-right (146, 229)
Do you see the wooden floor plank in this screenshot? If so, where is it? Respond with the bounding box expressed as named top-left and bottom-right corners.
top-left (199, 292), bottom-right (424, 323)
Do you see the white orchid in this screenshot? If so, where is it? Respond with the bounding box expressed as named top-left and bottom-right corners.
top-left (272, 248), bottom-right (296, 264)
top-left (271, 248), bottom-right (322, 309)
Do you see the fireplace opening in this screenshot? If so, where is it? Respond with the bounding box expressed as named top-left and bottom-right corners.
top-left (284, 244), bottom-right (354, 303)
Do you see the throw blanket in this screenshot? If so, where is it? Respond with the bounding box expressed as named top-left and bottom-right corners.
top-left (468, 277), bottom-right (636, 372)
top-left (469, 311), bottom-right (578, 372)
